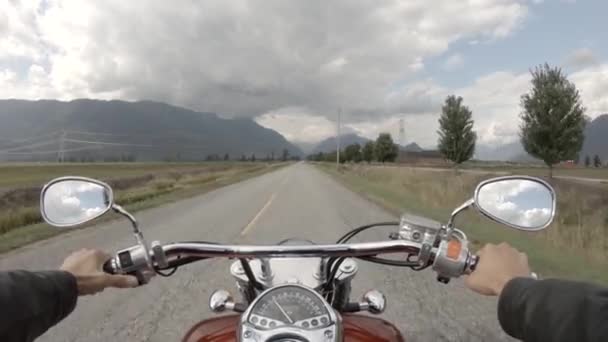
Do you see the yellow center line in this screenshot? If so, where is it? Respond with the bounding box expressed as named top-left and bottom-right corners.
top-left (240, 192), bottom-right (277, 236)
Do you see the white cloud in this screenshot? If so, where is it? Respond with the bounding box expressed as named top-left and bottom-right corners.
top-left (570, 64), bottom-right (608, 115)
top-left (443, 53), bottom-right (464, 71)
top-left (565, 48), bottom-right (598, 69)
top-left (256, 108), bottom-right (340, 144)
top-left (0, 0), bottom-right (529, 118)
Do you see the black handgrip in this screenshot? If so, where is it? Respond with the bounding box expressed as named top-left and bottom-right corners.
top-left (465, 254), bottom-right (479, 274)
top-left (102, 258), bottom-right (116, 274)
top-left (341, 302), bottom-right (361, 313)
top-left (233, 303), bottom-right (247, 313)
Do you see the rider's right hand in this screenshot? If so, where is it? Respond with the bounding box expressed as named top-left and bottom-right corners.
top-left (465, 242), bottom-right (532, 296)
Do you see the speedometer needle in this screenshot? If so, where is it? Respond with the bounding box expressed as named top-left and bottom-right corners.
top-left (272, 298), bottom-right (294, 324)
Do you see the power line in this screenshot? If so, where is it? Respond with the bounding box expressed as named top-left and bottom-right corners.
top-left (0, 131), bottom-right (60, 149)
top-left (1, 146), bottom-right (102, 155)
top-left (66, 129), bottom-right (159, 139)
top-left (63, 138), bottom-right (155, 147)
top-left (0, 139), bottom-right (59, 153)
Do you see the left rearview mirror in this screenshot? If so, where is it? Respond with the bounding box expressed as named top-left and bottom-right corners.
top-left (474, 176), bottom-right (556, 231)
top-left (41, 177), bottom-right (113, 227)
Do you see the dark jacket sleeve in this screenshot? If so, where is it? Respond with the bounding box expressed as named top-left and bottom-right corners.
top-left (0, 270), bottom-right (78, 342)
top-left (498, 277), bottom-right (608, 342)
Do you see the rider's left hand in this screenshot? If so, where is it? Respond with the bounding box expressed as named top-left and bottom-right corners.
top-left (60, 248), bottom-right (138, 295)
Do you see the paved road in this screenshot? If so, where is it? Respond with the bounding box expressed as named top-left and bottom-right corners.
top-left (0, 163), bottom-right (512, 341)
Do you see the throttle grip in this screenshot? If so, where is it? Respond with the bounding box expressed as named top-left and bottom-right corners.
top-left (102, 258), bottom-right (116, 274)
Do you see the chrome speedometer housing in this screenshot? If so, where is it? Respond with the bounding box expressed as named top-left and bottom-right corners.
top-left (239, 284), bottom-right (339, 342)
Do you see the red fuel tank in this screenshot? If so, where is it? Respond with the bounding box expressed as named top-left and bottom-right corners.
top-left (182, 314), bottom-right (405, 342)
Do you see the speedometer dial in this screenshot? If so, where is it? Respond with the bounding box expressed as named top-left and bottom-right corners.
top-left (248, 285), bottom-right (330, 330)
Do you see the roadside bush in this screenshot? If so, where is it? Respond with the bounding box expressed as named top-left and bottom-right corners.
top-left (0, 207), bottom-right (41, 234)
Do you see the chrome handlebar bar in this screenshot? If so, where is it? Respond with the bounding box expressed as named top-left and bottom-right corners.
top-left (161, 240), bottom-right (426, 258)
top-left (105, 238), bottom-right (478, 284)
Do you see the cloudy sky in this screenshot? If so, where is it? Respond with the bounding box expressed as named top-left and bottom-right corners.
top-left (1, 0), bottom-right (607, 149)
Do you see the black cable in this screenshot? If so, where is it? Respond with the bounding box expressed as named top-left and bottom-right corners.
top-left (240, 259), bottom-right (265, 291)
top-left (156, 267), bottom-right (178, 277)
top-left (324, 257), bottom-right (346, 290)
top-left (357, 256), bottom-right (419, 267)
top-left (336, 222), bottom-right (399, 244)
top-left (325, 222), bottom-right (400, 286)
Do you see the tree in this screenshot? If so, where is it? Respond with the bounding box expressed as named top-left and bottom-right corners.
top-left (584, 155), bottom-right (591, 167)
top-left (362, 141), bottom-right (375, 163)
top-left (240, 154), bottom-right (247, 162)
top-left (520, 63), bottom-right (586, 177)
top-left (594, 154), bottom-right (602, 168)
top-left (224, 153), bottom-right (229, 161)
top-left (375, 133), bottom-right (398, 163)
top-left (437, 95), bottom-right (476, 166)
top-left (281, 149), bottom-right (290, 161)
top-left (250, 154), bottom-right (256, 162)
top-left (344, 143), bottom-right (362, 162)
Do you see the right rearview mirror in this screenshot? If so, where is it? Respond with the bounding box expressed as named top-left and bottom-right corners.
top-left (41, 177), bottom-right (113, 227)
top-left (474, 176), bottom-right (556, 231)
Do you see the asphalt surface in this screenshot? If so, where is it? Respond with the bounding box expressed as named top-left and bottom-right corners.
top-left (0, 163), bottom-right (513, 342)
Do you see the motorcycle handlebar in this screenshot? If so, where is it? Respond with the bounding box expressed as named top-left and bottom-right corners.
top-left (160, 240), bottom-right (426, 259)
top-left (102, 240), bottom-right (479, 282)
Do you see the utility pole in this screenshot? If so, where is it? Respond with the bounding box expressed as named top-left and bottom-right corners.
top-left (57, 130), bottom-right (66, 163)
top-left (336, 108), bottom-right (341, 167)
top-left (399, 118), bottom-right (405, 148)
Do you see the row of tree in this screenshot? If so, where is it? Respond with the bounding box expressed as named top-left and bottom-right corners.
top-left (581, 154), bottom-right (603, 168)
top-left (437, 63), bottom-right (589, 176)
top-left (205, 149), bottom-right (297, 162)
top-left (308, 133), bottom-right (399, 163)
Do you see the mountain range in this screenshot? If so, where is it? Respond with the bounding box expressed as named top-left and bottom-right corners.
top-left (310, 133), bottom-right (425, 155)
top-left (581, 114), bottom-right (608, 161)
top-left (0, 99), bottom-right (302, 161)
top-left (311, 133), bottom-right (371, 154)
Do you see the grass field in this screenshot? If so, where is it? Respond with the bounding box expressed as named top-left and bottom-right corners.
top-left (0, 162), bottom-right (285, 253)
top-left (317, 163), bottom-right (608, 285)
top-left (0, 162), bottom-right (241, 188)
top-left (459, 161), bottom-right (608, 180)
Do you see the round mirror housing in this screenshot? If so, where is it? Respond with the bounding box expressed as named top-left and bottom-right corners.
top-left (474, 176), bottom-right (556, 231)
top-left (40, 177), bottom-right (113, 228)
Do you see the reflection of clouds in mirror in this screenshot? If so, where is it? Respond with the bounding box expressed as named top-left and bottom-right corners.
top-left (43, 181), bottom-right (107, 225)
top-left (477, 180), bottom-right (552, 228)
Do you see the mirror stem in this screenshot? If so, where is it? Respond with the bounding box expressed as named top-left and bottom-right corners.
top-left (112, 204), bottom-right (140, 233)
top-left (447, 198), bottom-right (474, 236)
top-left (112, 204), bottom-right (153, 270)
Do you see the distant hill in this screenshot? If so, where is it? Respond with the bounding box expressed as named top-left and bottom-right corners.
top-left (0, 99), bottom-right (302, 161)
top-left (581, 114), bottom-right (608, 161)
top-left (401, 142), bottom-right (423, 152)
top-left (312, 133), bottom-right (370, 154)
top-left (475, 141), bottom-right (527, 161)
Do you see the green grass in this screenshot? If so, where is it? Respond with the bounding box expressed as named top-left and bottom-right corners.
top-left (317, 163), bottom-right (608, 285)
top-left (459, 162), bottom-right (608, 180)
top-left (0, 162), bottom-right (243, 188)
top-left (0, 162), bottom-right (287, 253)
